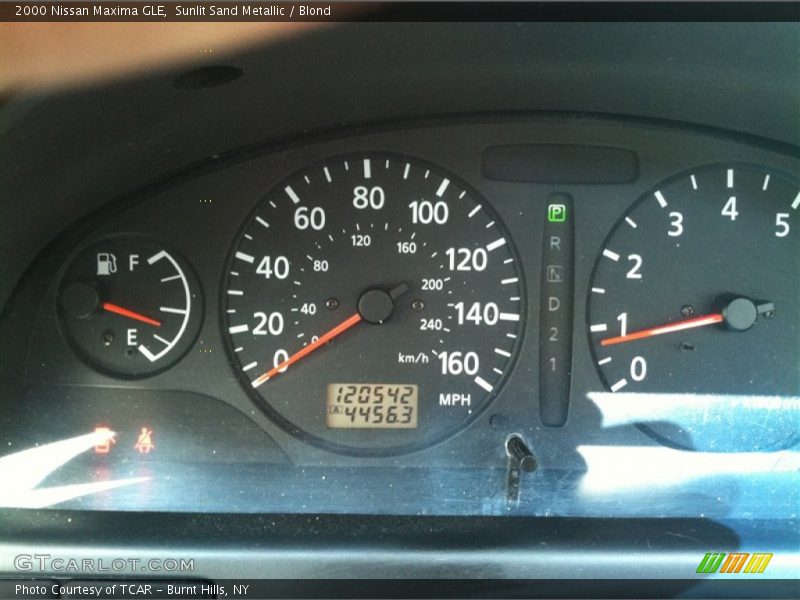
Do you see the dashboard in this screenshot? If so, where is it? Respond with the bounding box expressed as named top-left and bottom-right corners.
top-left (0, 18), bottom-right (798, 595)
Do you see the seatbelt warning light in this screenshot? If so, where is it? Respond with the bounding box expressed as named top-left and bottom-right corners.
top-left (134, 427), bottom-right (155, 454)
top-left (93, 426), bottom-right (116, 454)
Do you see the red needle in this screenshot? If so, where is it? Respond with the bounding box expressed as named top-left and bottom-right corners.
top-left (251, 313), bottom-right (363, 388)
top-left (600, 313), bottom-right (724, 347)
top-left (102, 302), bottom-right (162, 327)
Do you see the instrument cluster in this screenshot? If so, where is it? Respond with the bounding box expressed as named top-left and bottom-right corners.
top-left (0, 116), bottom-right (797, 517)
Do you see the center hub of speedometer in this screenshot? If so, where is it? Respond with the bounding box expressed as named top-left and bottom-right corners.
top-left (222, 153), bottom-right (525, 456)
top-left (358, 287), bottom-right (399, 324)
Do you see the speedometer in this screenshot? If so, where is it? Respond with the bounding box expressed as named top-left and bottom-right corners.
top-left (222, 154), bottom-right (525, 455)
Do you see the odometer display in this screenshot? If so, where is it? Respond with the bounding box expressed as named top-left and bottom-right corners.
top-left (327, 383), bottom-right (418, 429)
top-left (222, 153), bottom-right (524, 455)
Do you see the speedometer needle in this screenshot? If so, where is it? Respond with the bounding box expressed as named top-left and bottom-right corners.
top-left (102, 302), bottom-right (161, 327)
top-left (600, 313), bottom-right (723, 347)
top-left (250, 313), bottom-right (363, 388)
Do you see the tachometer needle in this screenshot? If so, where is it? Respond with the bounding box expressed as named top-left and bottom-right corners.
top-left (600, 313), bottom-right (723, 347)
top-left (251, 313), bottom-right (363, 388)
top-left (101, 302), bottom-right (162, 327)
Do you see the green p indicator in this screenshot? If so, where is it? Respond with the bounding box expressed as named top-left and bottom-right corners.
top-left (548, 203), bottom-right (567, 223)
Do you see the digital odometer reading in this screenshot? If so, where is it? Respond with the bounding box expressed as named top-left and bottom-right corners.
top-left (222, 153), bottom-right (525, 455)
top-left (327, 383), bottom-right (418, 429)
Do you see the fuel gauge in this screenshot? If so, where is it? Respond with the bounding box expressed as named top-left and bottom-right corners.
top-left (58, 235), bottom-right (203, 377)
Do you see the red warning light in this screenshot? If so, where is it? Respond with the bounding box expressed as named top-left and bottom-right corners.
top-left (94, 426), bottom-right (116, 454)
top-left (134, 427), bottom-right (155, 454)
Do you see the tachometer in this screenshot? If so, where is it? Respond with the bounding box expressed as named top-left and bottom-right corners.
top-left (223, 154), bottom-right (524, 455)
top-left (588, 164), bottom-right (799, 449)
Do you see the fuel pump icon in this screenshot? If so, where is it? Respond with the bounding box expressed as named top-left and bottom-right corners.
top-left (96, 253), bottom-right (117, 276)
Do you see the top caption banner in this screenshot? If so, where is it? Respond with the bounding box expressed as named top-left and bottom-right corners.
top-left (2, 2), bottom-right (800, 22)
top-left (2, 2), bottom-right (378, 22)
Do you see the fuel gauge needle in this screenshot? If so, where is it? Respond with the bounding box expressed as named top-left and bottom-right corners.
top-left (600, 313), bottom-right (723, 347)
top-left (101, 302), bottom-right (162, 327)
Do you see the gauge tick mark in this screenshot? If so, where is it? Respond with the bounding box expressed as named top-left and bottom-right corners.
top-left (285, 186), bottom-right (301, 204)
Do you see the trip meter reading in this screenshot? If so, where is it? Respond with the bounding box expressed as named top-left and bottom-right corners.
top-left (223, 153), bottom-right (524, 455)
top-left (327, 383), bottom-right (418, 429)
top-left (588, 164), bottom-right (799, 450)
